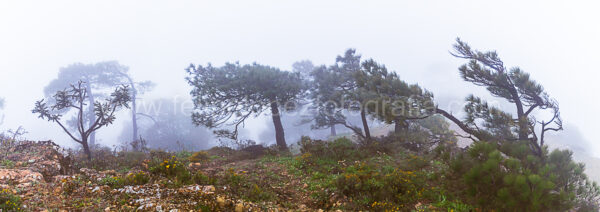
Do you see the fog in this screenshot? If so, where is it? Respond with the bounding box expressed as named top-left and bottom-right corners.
top-left (1, 1), bottom-right (599, 156)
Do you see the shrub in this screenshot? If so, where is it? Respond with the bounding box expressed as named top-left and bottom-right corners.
top-left (299, 136), bottom-right (328, 156)
top-left (449, 141), bottom-right (600, 211)
top-left (150, 156), bottom-right (186, 178)
top-left (216, 168), bottom-right (273, 202)
top-left (192, 171), bottom-right (216, 185)
top-left (99, 176), bottom-right (126, 189)
top-left (400, 154), bottom-right (430, 171)
top-left (299, 137), bottom-right (362, 161)
top-left (189, 151), bottom-right (211, 163)
top-left (150, 156), bottom-right (194, 187)
top-left (1, 159), bottom-right (15, 168)
top-left (73, 148), bottom-right (148, 172)
top-left (125, 171), bottom-right (150, 186)
top-left (0, 189), bottom-right (22, 211)
top-left (335, 162), bottom-right (431, 210)
top-left (222, 168), bottom-right (244, 188)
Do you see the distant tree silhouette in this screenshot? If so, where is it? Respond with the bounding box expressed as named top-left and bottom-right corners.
top-left (118, 98), bottom-right (213, 151)
top-left (0, 97), bottom-right (4, 125)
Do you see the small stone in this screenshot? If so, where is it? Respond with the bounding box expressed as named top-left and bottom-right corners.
top-left (203, 185), bottom-right (215, 193)
top-left (216, 196), bottom-right (225, 207)
top-left (235, 203), bottom-right (244, 212)
top-left (28, 159), bottom-right (36, 163)
top-left (104, 207), bottom-right (111, 212)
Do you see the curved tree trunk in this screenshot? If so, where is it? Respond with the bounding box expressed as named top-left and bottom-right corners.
top-left (270, 102), bottom-right (287, 150)
top-left (360, 108), bottom-right (371, 140)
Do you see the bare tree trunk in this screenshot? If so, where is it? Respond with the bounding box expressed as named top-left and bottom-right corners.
top-left (330, 124), bottom-right (337, 137)
top-left (360, 108), bottom-right (371, 140)
top-left (85, 83), bottom-right (96, 148)
top-left (127, 77), bottom-right (138, 146)
top-left (82, 138), bottom-right (92, 160)
top-left (270, 102), bottom-right (287, 150)
top-left (394, 119), bottom-right (408, 134)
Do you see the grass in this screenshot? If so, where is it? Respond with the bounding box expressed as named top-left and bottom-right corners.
top-left (50, 137), bottom-right (479, 211)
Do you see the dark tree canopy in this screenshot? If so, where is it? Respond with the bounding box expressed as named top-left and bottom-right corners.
top-left (310, 49), bottom-right (374, 140)
top-left (186, 62), bottom-right (306, 150)
top-left (437, 38), bottom-right (562, 156)
top-left (354, 58), bottom-right (435, 132)
top-left (310, 49), bottom-right (435, 142)
top-left (33, 81), bottom-right (131, 159)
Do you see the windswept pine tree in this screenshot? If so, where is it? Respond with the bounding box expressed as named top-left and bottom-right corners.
top-left (437, 38), bottom-right (562, 156)
top-left (310, 49), bottom-right (435, 142)
top-left (186, 62), bottom-right (306, 150)
top-left (310, 49), bottom-right (376, 141)
top-left (354, 59), bottom-right (435, 133)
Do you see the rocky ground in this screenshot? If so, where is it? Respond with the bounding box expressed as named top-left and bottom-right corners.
top-left (0, 141), bottom-right (339, 211)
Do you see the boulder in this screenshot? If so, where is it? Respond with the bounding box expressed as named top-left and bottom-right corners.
top-left (0, 169), bottom-right (44, 185)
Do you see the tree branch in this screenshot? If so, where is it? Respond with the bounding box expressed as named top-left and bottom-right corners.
top-left (436, 108), bottom-right (482, 141)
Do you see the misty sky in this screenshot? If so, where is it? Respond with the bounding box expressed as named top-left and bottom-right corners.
top-left (1, 1), bottom-right (599, 154)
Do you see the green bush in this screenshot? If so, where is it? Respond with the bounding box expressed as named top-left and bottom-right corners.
top-left (150, 156), bottom-right (193, 187)
top-left (299, 137), bottom-right (362, 161)
top-left (192, 171), bottom-right (216, 185)
top-left (335, 162), bottom-right (432, 210)
top-left (99, 176), bottom-right (126, 189)
top-left (449, 141), bottom-right (600, 211)
top-left (1, 159), bottom-right (15, 168)
top-left (125, 171), bottom-right (150, 185)
top-left (73, 148), bottom-right (148, 172)
top-left (99, 171), bottom-right (150, 188)
top-left (150, 156), bottom-right (186, 178)
top-left (0, 189), bottom-right (22, 211)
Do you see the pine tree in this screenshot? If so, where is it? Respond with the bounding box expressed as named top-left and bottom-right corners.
top-left (437, 38), bottom-right (562, 156)
top-left (186, 62), bottom-right (306, 150)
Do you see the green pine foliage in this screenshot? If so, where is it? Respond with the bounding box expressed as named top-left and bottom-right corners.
top-left (448, 141), bottom-right (600, 211)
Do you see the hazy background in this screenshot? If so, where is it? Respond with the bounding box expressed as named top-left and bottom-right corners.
top-left (0, 1), bottom-right (599, 156)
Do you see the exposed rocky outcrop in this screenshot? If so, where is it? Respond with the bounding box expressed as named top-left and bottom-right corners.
top-left (3, 140), bottom-right (71, 181)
